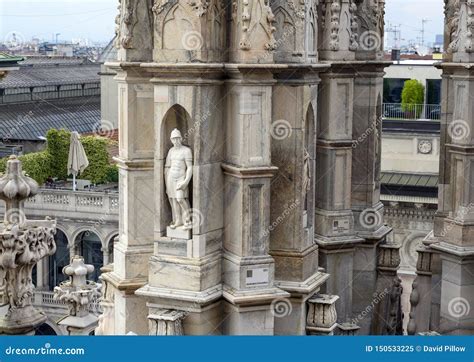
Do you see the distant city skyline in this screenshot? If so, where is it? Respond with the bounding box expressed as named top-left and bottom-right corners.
top-left (0, 0), bottom-right (445, 47)
top-left (0, 0), bottom-right (116, 45)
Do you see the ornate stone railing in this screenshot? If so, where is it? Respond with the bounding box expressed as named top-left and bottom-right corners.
top-left (34, 291), bottom-right (102, 315)
top-left (0, 188), bottom-right (119, 222)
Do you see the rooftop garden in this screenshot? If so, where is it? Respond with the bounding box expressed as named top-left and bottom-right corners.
top-left (0, 128), bottom-right (118, 186)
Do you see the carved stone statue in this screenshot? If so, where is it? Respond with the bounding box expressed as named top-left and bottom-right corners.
top-left (302, 148), bottom-right (311, 208)
top-left (165, 129), bottom-right (193, 233)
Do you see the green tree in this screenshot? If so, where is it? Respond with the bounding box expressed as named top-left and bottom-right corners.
top-left (401, 79), bottom-right (425, 118)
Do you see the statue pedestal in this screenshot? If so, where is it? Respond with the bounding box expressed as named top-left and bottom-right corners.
top-left (166, 227), bottom-right (191, 240)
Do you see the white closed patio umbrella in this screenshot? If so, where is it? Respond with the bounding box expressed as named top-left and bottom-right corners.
top-left (68, 131), bottom-right (89, 191)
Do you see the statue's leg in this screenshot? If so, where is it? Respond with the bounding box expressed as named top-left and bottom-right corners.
top-left (178, 198), bottom-right (192, 230)
top-left (173, 198), bottom-right (184, 227)
top-left (169, 198), bottom-right (179, 228)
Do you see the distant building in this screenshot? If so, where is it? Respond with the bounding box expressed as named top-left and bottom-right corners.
top-left (383, 59), bottom-right (442, 111)
top-left (0, 56), bottom-right (101, 156)
top-left (98, 38), bottom-right (118, 130)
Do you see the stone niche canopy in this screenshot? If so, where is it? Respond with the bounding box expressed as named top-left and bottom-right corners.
top-left (153, 0), bottom-right (227, 62)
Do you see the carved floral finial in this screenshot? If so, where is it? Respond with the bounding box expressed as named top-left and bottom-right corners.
top-left (0, 155), bottom-right (38, 201)
top-left (54, 256), bottom-right (101, 318)
top-left (0, 155), bottom-right (38, 226)
top-left (54, 256), bottom-right (100, 334)
top-left (0, 156), bottom-right (56, 335)
top-left (63, 256), bottom-right (95, 288)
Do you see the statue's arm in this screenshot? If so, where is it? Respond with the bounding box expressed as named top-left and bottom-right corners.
top-left (165, 151), bottom-right (171, 179)
top-left (184, 149), bottom-right (193, 185)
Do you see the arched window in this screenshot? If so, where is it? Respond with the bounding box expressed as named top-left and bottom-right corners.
top-left (48, 229), bottom-right (69, 291)
top-left (35, 323), bottom-right (58, 336)
top-left (107, 235), bottom-right (118, 264)
top-left (77, 231), bottom-right (103, 282)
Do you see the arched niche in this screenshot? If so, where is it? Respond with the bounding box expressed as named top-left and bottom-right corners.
top-left (375, 93), bottom-right (382, 192)
top-left (162, 4), bottom-right (194, 50)
top-left (157, 104), bottom-right (195, 236)
top-left (206, 2), bottom-right (225, 51)
top-left (307, 3), bottom-right (317, 59)
top-left (303, 103), bottom-right (316, 232)
top-left (274, 7), bottom-right (297, 55)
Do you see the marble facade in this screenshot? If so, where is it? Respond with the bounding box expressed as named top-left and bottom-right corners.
top-left (97, 0), bottom-right (404, 336)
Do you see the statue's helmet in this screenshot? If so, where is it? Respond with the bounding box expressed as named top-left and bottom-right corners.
top-left (170, 128), bottom-right (182, 139)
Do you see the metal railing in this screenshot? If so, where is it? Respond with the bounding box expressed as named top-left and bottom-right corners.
top-left (383, 103), bottom-right (441, 120)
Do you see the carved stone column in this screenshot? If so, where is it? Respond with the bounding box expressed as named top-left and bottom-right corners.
top-left (0, 156), bottom-right (56, 335)
top-left (54, 256), bottom-right (101, 335)
top-left (221, 67), bottom-right (289, 335)
top-left (370, 242), bottom-right (404, 335)
top-left (268, 1), bottom-right (330, 335)
top-left (316, 8), bottom-right (362, 321)
top-left (229, 0), bottom-right (278, 63)
top-left (104, 0), bottom-right (155, 335)
top-left (306, 294), bottom-right (339, 335)
top-left (270, 68), bottom-right (330, 335)
top-left (350, 0), bottom-right (391, 335)
top-left (407, 245), bottom-right (441, 335)
top-left (148, 309), bottom-right (186, 336)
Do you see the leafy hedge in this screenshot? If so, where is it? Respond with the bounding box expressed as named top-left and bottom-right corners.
top-left (80, 136), bottom-right (111, 184)
top-left (47, 129), bottom-right (71, 180)
top-left (0, 129), bottom-right (117, 185)
top-left (0, 152), bottom-right (52, 184)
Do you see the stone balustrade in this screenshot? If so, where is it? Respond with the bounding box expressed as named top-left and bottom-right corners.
top-left (0, 188), bottom-right (119, 222)
top-left (33, 290), bottom-right (101, 315)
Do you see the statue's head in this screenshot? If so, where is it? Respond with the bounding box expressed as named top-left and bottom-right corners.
top-left (170, 128), bottom-right (183, 147)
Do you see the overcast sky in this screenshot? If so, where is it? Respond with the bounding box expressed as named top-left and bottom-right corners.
top-left (0, 0), bottom-right (444, 46)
